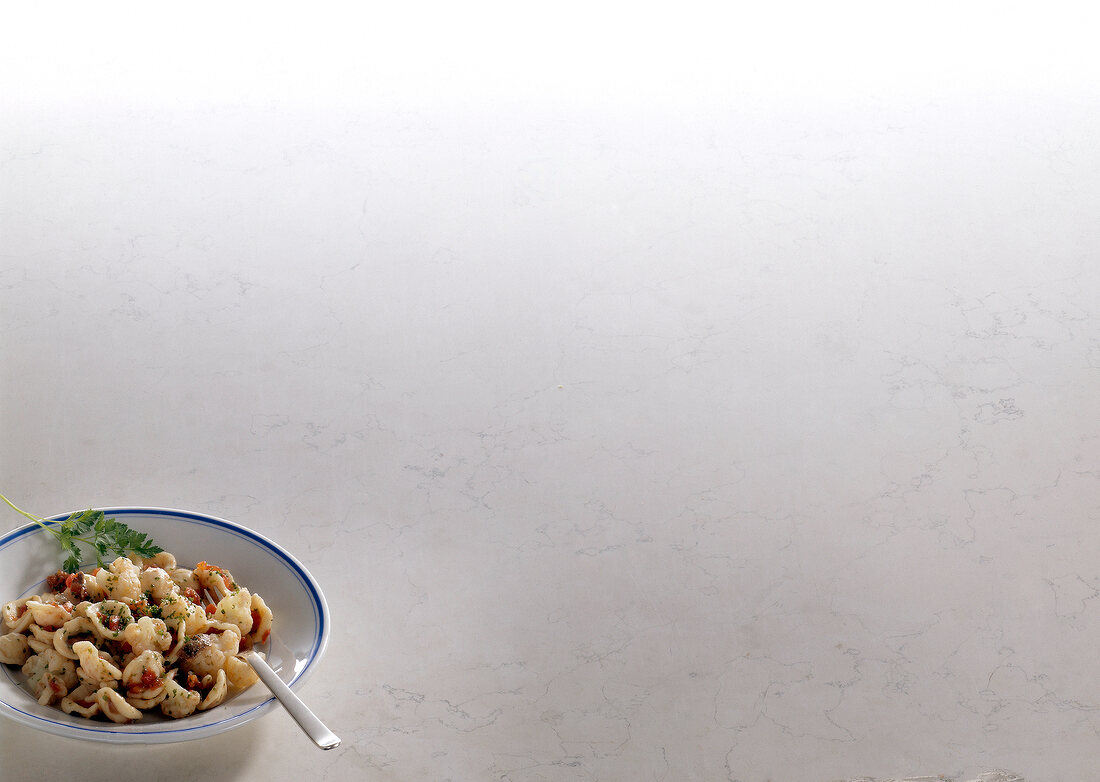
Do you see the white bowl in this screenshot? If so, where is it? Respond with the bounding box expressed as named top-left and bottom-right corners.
top-left (0, 507), bottom-right (330, 744)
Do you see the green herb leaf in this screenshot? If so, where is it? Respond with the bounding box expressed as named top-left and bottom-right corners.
top-left (0, 492), bottom-right (164, 573)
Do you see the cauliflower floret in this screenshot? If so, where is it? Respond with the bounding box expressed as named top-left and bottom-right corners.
top-left (122, 616), bottom-right (172, 656)
top-left (247, 592), bottom-right (273, 647)
top-left (22, 648), bottom-right (78, 705)
top-left (211, 587), bottom-right (253, 637)
top-left (158, 592), bottom-right (208, 636)
top-left (95, 557), bottom-right (143, 603)
top-left (139, 567), bottom-right (177, 603)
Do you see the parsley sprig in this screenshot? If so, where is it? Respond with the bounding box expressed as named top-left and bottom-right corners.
top-left (1, 492), bottom-right (162, 573)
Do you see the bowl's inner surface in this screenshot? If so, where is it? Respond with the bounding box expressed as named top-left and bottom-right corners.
top-left (0, 508), bottom-right (327, 741)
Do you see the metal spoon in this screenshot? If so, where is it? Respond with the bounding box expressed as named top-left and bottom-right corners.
top-left (238, 646), bottom-right (340, 749)
top-left (204, 584), bottom-right (340, 749)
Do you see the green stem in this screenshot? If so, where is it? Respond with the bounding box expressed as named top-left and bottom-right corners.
top-left (0, 491), bottom-right (58, 537)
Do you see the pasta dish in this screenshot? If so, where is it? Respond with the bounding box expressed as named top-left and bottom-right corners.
top-left (0, 552), bottom-right (273, 722)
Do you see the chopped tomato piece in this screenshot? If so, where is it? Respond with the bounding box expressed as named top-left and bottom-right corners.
top-left (183, 587), bottom-right (201, 604)
top-left (205, 603), bottom-right (216, 616)
top-left (107, 615), bottom-right (121, 631)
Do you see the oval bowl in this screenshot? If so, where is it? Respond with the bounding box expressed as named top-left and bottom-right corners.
top-left (0, 506), bottom-right (329, 744)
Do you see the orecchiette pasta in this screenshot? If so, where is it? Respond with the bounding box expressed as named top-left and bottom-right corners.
top-left (168, 567), bottom-right (199, 594)
top-left (26, 623), bottom-right (59, 654)
top-left (142, 551), bottom-right (177, 571)
top-left (159, 673), bottom-right (201, 718)
top-left (54, 616), bottom-right (97, 660)
top-left (198, 668), bottom-right (228, 711)
top-left (1, 552), bottom-right (273, 723)
top-left (84, 600), bottom-right (134, 642)
top-left (72, 640), bottom-right (122, 686)
top-left (96, 686), bottom-right (142, 723)
top-left (27, 599), bottom-right (74, 628)
top-left (2, 597), bottom-right (38, 634)
top-left (61, 682), bottom-right (100, 717)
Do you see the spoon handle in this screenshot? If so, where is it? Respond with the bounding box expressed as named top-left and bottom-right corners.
top-left (244, 649), bottom-right (340, 750)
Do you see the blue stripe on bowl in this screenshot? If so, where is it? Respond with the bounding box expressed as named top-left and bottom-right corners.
top-left (0, 507), bottom-right (329, 740)
top-left (0, 687), bottom-right (278, 736)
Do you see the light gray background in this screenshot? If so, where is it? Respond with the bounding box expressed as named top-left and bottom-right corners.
top-left (2, 4), bottom-right (1097, 780)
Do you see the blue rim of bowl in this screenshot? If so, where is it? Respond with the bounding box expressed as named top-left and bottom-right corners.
top-left (0, 507), bottom-right (330, 741)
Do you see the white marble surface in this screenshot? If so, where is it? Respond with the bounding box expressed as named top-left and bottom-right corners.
top-left (1, 4), bottom-right (1097, 780)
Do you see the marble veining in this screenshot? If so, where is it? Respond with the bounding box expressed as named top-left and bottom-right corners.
top-left (1, 7), bottom-right (1097, 781)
